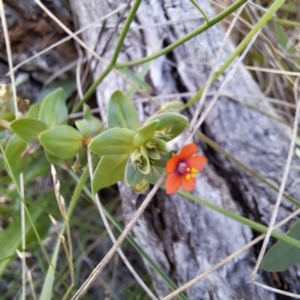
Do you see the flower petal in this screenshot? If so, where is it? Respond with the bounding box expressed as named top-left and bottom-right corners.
top-left (181, 175), bottom-right (196, 192)
top-left (166, 172), bottom-right (181, 194)
top-left (166, 155), bottom-right (179, 173)
top-left (187, 155), bottom-right (207, 171)
top-left (179, 143), bottom-right (198, 160)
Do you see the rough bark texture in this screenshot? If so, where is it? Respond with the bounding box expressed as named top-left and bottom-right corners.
top-left (70, 0), bottom-right (300, 299)
top-left (1, 0), bottom-right (77, 87)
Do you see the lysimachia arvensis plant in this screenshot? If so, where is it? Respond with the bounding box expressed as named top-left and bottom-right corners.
top-left (88, 90), bottom-right (188, 193)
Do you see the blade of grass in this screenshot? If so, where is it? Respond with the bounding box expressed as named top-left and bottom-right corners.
top-left (178, 191), bottom-right (300, 250)
top-left (40, 235), bottom-right (61, 300)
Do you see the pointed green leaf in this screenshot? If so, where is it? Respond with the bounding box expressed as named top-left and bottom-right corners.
top-left (38, 88), bottom-right (68, 127)
top-left (107, 90), bottom-right (140, 130)
top-left (24, 153), bottom-right (50, 182)
top-left (92, 155), bottom-right (127, 193)
top-left (146, 113), bottom-right (188, 141)
top-left (11, 118), bottom-right (48, 143)
top-left (27, 103), bottom-right (41, 119)
top-left (39, 125), bottom-right (83, 159)
top-left (88, 128), bottom-right (135, 155)
top-left (37, 78), bottom-right (76, 103)
top-left (134, 120), bottom-right (158, 147)
top-left (40, 235), bottom-right (61, 300)
top-left (125, 157), bottom-right (144, 186)
top-left (148, 148), bottom-right (161, 160)
top-left (44, 150), bottom-right (71, 169)
top-left (151, 151), bottom-right (172, 168)
top-left (75, 106), bottom-right (102, 137)
top-left (138, 146), bottom-right (151, 174)
top-left (125, 62), bottom-right (151, 99)
top-left (118, 67), bottom-right (151, 92)
top-left (5, 135), bottom-right (30, 182)
top-left (260, 220), bottom-right (300, 272)
top-left (144, 166), bottom-right (165, 186)
top-left (161, 100), bottom-right (183, 112)
top-left (153, 137), bottom-right (168, 152)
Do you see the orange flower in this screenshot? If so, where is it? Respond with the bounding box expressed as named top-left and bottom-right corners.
top-left (165, 143), bottom-right (207, 194)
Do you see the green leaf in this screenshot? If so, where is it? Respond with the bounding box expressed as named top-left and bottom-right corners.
top-left (44, 150), bottom-right (71, 169)
top-left (38, 88), bottom-right (68, 127)
top-left (5, 135), bottom-right (30, 182)
top-left (148, 148), bottom-right (161, 160)
top-left (10, 118), bottom-right (48, 143)
top-left (107, 90), bottom-right (140, 130)
top-left (125, 62), bottom-right (151, 99)
top-left (260, 220), bottom-right (300, 272)
top-left (0, 193), bottom-right (53, 276)
top-left (37, 78), bottom-right (76, 103)
top-left (125, 157), bottom-right (144, 186)
top-left (24, 153), bottom-right (50, 182)
top-left (146, 113), bottom-right (188, 141)
top-left (118, 67), bottom-right (151, 92)
top-left (0, 111), bottom-right (14, 130)
top-left (40, 235), bottom-right (61, 300)
top-left (144, 166), bottom-right (165, 185)
top-left (151, 151), bottom-right (172, 168)
top-left (133, 120), bottom-right (158, 147)
top-left (75, 106), bottom-right (102, 137)
top-left (27, 103), bottom-right (41, 119)
top-left (139, 146), bottom-right (151, 174)
top-left (275, 22), bottom-right (288, 49)
top-left (153, 137), bottom-right (168, 152)
top-left (88, 128), bottom-right (135, 155)
top-left (92, 155), bottom-right (127, 193)
top-left (39, 125), bottom-right (83, 159)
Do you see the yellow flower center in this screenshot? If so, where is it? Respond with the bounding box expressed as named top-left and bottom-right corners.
top-left (185, 167), bottom-right (198, 180)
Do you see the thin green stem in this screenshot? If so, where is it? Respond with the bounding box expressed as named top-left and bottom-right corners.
top-left (183, 0), bottom-right (285, 109)
top-left (110, 0), bottom-right (141, 65)
top-left (115, 0), bottom-right (247, 69)
top-left (276, 18), bottom-right (300, 27)
top-left (189, 0), bottom-right (209, 24)
top-left (71, 0), bottom-right (142, 113)
top-left (67, 167), bottom-right (89, 218)
top-left (179, 191), bottom-right (300, 249)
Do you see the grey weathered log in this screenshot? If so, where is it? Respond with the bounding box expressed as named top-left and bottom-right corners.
top-left (71, 0), bottom-right (300, 299)
top-left (1, 0), bottom-right (77, 86)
